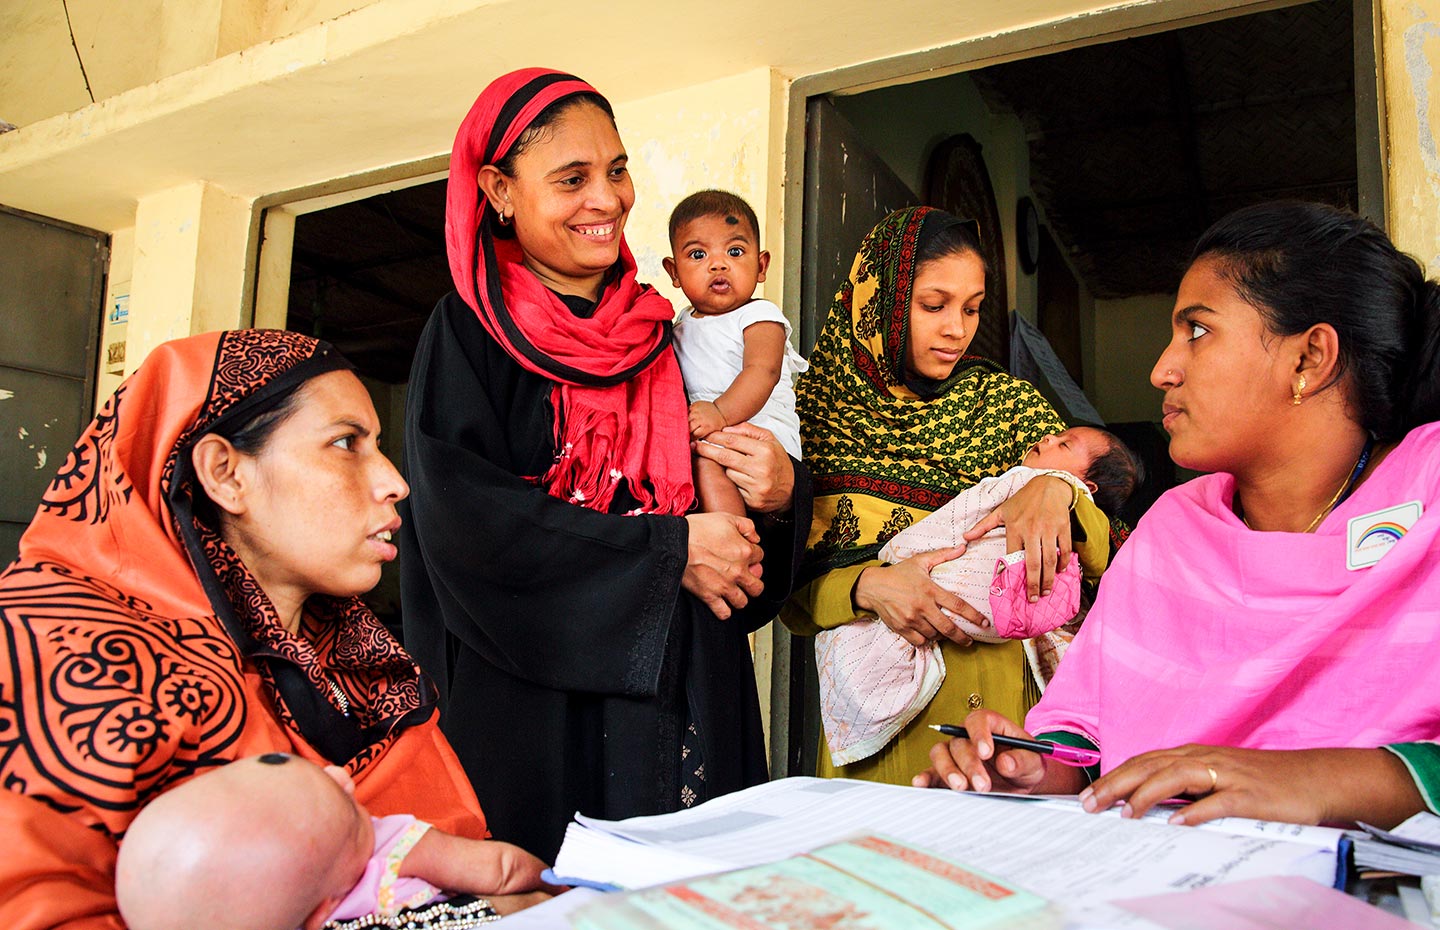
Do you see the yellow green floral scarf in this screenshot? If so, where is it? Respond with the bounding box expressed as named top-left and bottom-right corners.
top-left (798, 206), bottom-right (1065, 580)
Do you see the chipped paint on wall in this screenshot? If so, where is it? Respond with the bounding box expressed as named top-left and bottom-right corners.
top-left (615, 71), bottom-right (774, 312)
top-left (1387, 1), bottom-right (1440, 269)
top-left (1405, 17), bottom-right (1440, 265)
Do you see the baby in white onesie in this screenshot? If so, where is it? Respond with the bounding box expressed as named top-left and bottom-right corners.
top-left (664, 189), bottom-right (808, 516)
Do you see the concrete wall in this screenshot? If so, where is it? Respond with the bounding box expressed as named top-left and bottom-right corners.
top-left (1383, 0), bottom-right (1440, 269)
top-left (0, 1), bottom-right (383, 126)
top-left (615, 69), bottom-right (782, 312)
top-left (1091, 294), bottom-right (1175, 423)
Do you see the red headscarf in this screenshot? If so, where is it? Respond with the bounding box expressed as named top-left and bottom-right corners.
top-left (445, 68), bottom-right (694, 514)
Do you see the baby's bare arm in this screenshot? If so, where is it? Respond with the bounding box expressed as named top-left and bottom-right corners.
top-left (707, 321), bottom-right (786, 431)
top-left (400, 829), bottom-right (552, 896)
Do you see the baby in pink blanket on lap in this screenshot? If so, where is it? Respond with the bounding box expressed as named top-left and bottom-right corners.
top-left (116, 753), bottom-right (554, 930)
top-left (818, 426), bottom-right (1140, 766)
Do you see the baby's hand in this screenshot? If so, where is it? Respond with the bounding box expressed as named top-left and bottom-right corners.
top-left (689, 401), bottom-right (727, 439)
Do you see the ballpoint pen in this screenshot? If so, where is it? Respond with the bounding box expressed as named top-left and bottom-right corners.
top-left (929, 724), bottom-right (1101, 767)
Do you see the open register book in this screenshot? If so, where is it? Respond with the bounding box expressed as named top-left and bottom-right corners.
top-left (552, 777), bottom-right (1348, 929)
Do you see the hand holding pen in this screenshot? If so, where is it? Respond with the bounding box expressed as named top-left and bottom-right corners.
top-left (928, 725), bottom-right (1101, 768)
top-left (913, 710), bottom-right (1094, 797)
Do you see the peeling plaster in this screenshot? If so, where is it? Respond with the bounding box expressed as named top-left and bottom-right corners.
top-left (1403, 17), bottom-right (1440, 266)
top-left (0, 388), bottom-right (13, 401)
top-left (1404, 22), bottom-right (1440, 178)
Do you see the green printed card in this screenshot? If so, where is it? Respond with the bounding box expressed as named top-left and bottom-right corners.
top-left (571, 833), bottom-right (1057, 930)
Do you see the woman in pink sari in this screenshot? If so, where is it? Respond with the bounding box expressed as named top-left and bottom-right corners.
top-left (917, 201), bottom-right (1440, 829)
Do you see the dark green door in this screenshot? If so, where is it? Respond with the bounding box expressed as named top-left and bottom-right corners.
top-left (0, 204), bottom-right (108, 567)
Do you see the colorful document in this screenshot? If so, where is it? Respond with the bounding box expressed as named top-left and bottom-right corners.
top-left (571, 833), bottom-right (1058, 930)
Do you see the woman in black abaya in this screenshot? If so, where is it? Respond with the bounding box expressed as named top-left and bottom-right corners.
top-left (399, 68), bottom-right (811, 862)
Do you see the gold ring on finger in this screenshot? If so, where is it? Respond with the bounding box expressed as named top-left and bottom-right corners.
top-left (1205, 765), bottom-right (1219, 793)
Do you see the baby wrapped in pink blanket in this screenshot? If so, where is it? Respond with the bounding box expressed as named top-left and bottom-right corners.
top-left (817, 427), bottom-right (1138, 766)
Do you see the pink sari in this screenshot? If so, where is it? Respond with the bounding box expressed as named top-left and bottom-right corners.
top-left (1027, 422), bottom-right (1440, 771)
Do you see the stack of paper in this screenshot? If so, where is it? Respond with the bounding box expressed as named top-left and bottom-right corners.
top-left (551, 777), bottom-right (1345, 929)
top-left (1356, 813), bottom-right (1440, 875)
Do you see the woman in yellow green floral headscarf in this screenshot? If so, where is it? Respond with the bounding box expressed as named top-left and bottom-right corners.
top-left (783, 206), bottom-right (1110, 785)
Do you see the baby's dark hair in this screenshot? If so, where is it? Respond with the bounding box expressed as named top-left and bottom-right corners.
top-left (1079, 428), bottom-right (1145, 515)
top-left (668, 190), bottom-right (761, 250)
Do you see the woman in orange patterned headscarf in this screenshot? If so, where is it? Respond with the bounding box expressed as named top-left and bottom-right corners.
top-left (0, 330), bottom-right (508, 929)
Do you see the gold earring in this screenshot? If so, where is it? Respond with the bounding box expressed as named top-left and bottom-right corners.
top-left (1292, 373), bottom-right (1307, 405)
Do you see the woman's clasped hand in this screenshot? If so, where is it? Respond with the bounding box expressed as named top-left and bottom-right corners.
top-left (682, 511), bottom-right (763, 618)
top-left (854, 547), bottom-right (976, 647)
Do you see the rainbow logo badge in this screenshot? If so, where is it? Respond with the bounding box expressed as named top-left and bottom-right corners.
top-left (1346, 501), bottom-right (1423, 571)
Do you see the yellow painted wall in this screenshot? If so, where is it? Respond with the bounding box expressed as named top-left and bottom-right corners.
top-left (0, 3), bottom-right (92, 126)
top-left (256, 0), bottom-right (382, 50)
top-left (1382, 0), bottom-right (1440, 270)
top-left (614, 69), bottom-right (780, 314)
top-left (1091, 294), bottom-right (1174, 423)
top-left (0, 2), bottom-right (225, 123)
top-left (0, 0), bottom-right (385, 127)
top-left (127, 181), bottom-right (253, 375)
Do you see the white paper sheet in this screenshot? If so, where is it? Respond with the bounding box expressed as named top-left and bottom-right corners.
top-left (556, 777), bottom-right (1340, 929)
top-left (493, 887), bottom-right (603, 928)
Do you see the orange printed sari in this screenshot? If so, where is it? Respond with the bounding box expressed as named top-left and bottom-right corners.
top-left (0, 330), bottom-right (485, 929)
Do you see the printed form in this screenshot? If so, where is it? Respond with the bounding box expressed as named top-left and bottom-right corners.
top-left (556, 777), bottom-right (1342, 929)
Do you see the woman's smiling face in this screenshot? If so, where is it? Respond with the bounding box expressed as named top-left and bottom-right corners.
top-left (483, 101), bottom-right (634, 299)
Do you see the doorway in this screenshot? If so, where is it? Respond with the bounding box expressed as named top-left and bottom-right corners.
top-left (279, 178), bottom-right (451, 634)
top-left (778, 0), bottom-right (1377, 777)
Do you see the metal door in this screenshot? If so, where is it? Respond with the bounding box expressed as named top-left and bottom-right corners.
top-left (799, 98), bottom-right (921, 355)
top-left (772, 99), bottom-right (921, 778)
top-left (0, 205), bottom-right (108, 566)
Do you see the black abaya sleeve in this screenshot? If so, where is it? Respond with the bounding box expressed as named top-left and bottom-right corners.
top-left (400, 294), bottom-right (688, 699)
